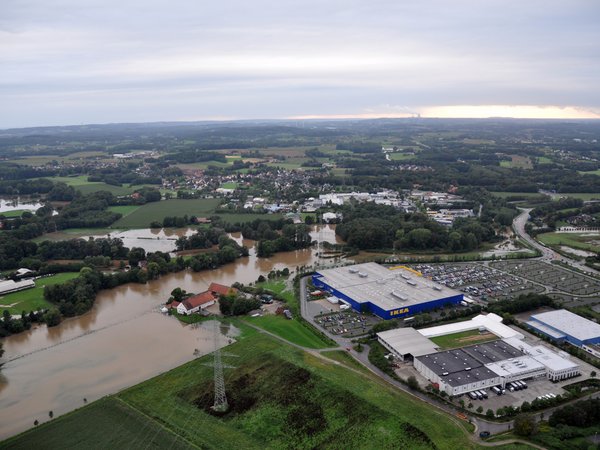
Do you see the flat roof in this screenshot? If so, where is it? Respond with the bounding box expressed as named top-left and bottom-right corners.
top-left (416, 347), bottom-right (500, 386)
top-left (377, 328), bottom-right (439, 357)
top-left (530, 309), bottom-right (600, 342)
top-left (315, 262), bottom-right (461, 311)
top-left (461, 340), bottom-right (524, 363)
top-left (418, 313), bottom-right (524, 340)
top-left (503, 337), bottom-right (579, 372)
top-left (525, 321), bottom-right (567, 340)
top-left (486, 355), bottom-right (546, 378)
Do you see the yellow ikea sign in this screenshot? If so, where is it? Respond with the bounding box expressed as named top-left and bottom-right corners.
top-left (390, 308), bottom-right (410, 316)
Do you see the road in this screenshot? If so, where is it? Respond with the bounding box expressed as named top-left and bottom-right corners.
top-left (512, 208), bottom-right (598, 275)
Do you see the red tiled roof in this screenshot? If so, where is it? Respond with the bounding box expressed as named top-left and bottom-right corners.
top-left (208, 282), bottom-right (237, 296)
top-left (182, 291), bottom-right (216, 310)
top-left (170, 301), bottom-right (180, 309)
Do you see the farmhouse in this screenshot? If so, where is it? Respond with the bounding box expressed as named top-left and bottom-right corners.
top-left (175, 291), bottom-right (216, 315)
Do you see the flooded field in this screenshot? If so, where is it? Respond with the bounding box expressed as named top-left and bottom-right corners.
top-left (0, 198), bottom-right (44, 214)
top-left (0, 224), bottom-right (343, 439)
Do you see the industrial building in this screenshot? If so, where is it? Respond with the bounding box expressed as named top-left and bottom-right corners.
top-left (377, 327), bottom-right (439, 361)
top-left (414, 338), bottom-right (581, 396)
top-left (526, 309), bottom-right (600, 347)
top-left (312, 263), bottom-right (463, 320)
top-left (417, 313), bottom-right (524, 341)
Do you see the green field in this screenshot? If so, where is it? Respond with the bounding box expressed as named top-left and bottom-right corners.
top-left (537, 232), bottom-right (600, 253)
top-left (214, 213), bottom-right (283, 224)
top-left (389, 152), bottom-right (417, 161)
top-left (110, 199), bottom-right (222, 228)
top-left (0, 397), bottom-right (192, 450)
top-left (245, 315), bottom-right (332, 349)
top-left (0, 272), bottom-right (80, 314)
top-left (219, 181), bottom-right (238, 189)
top-left (2, 328), bottom-right (536, 450)
top-left (536, 156), bottom-right (553, 164)
top-left (107, 205), bottom-right (141, 217)
top-left (551, 192), bottom-right (600, 201)
top-left (117, 333), bottom-right (477, 449)
top-left (490, 191), bottom-right (547, 199)
top-left (0, 210), bottom-right (29, 218)
top-left (429, 329), bottom-right (498, 349)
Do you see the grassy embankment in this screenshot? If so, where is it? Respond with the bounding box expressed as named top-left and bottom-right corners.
top-left (429, 329), bottom-right (498, 350)
top-left (0, 272), bottom-right (79, 314)
top-left (2, 330), bottom-right (502, 450)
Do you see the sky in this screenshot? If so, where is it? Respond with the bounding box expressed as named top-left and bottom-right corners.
top-left (1, 0), bottom-right (599, 128)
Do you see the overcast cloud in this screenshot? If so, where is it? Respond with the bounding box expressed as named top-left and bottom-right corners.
top-left (1, 0), bottom-right (599, 127)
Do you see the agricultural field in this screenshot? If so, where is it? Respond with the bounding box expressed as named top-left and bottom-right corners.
top-left (110, 198), bottom-right (222, 228)
top-left (40, 176), bottom-right (147, 196)
top-left (0, 272), bottom-right (80, 314)
top-left (389, 152), bottom-right (417, 161)
top-left (549, 192), bottom-right (600, 201)
top-left (0, 397), bottom-right (192, 450)
top-left (499, 155), bottom-right (532, 169)
top-left (429, 330), bottom-right (497, 350)
top-left (490, 191), bottom-right (547, 199)
top-left (106, 205), bottom-right (141, 216)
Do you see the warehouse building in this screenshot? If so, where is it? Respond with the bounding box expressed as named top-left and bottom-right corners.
top-left (312, 263), bottom-right (463, 320)
top-left (417, 312), bottom-right (524, 341)
top-left (414, 342), bottom-right (505, 396)
top-left (377, 327), bottom-right (439, 361)
top-left (526, 309), bottom-right (600, 347)
top-left (414, 338), bottom-right (580, 395)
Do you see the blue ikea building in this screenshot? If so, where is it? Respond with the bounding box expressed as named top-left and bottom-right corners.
top-left (312, 262), bottom-right (463, 320)
top-left (526, 309), bottom-right (600, 347)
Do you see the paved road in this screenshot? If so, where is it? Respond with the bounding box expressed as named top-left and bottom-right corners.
top-left (512, 208), bottom-right (598, 275)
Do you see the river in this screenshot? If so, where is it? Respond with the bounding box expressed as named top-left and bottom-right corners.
top-left (0, 224), bottom-right (342, 439)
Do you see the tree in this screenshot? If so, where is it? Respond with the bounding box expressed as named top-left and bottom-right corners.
top-left (170, 288), bottom-right (186, 303)
top-left (407, 376), bottom-right (419, 390)
top-left (476, 406), bottom-right (483, 414)
top-left (486, 409), bottom-right (494, 419)
top-left (591, 370), bottom-right (597, 378)
top-left (43, 308), bottom-right (62, 327)
top-left (514, 414), bottom-right (536, 437)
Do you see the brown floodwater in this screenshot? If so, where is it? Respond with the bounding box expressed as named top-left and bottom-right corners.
top-left (0, 225), bottom-right (343, 439)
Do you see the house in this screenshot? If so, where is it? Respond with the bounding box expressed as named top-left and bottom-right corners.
top-left (176, 291), bottom-right (216, 315)
top-left (208, 282), bottom-right (238, 297)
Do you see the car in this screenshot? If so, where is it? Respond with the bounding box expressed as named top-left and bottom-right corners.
top-left (479, 431), bottom-right (490, 438)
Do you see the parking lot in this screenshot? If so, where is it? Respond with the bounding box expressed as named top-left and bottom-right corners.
top-left (490, 260), bottom-right (600, 297)
top-left (314, 311), bottom-right (379, 338)
top-left (411, 263), bottom-right (544, 302)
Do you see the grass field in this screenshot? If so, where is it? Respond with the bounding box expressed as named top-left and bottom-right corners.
top-left (0, 397), bottom-right (193, 450)
top-left (0, 210), bottom-right (28, 218)
top-left (220, 181), bottom-right (238, 189)
top-left (116, 333), bottom-right (478, 450)
top-left (537, 232), bottom-right (600, 253)
top-left (245, 315), bottom-right (332, 349)
top-left (214, 213), bottom-right (283, 224)
top-left (499, 155), bottom-right (532, 169)
top-left (0, 272), bottom-right (80, 314)
top-left (536, 156), bottom-right (553, 164)
top-left (550, 192), bottom-right (600, 201)
top-left (429, 329), bottom-right (497, 349)
top-left (490, 191), bottom-right (547, 199)
top-left (107, 205), bottom-right (141, 215)
top-left (1, 329), bottom-right (536, 450)
top-left (389, 152), bottom-right (417, 161)
top-left (321, 350), bottom-right (371, 374)
top-left (110, 199), bottom-right (222, 228)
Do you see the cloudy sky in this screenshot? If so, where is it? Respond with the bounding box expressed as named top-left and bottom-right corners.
top-left (1, 0), bottom-right (599, 128)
